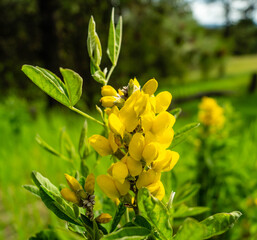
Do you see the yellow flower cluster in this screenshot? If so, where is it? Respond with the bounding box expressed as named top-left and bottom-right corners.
top-left (89, 78), bottom-right (179, 201)
top-left (198, 97), bottom-right (225, 129)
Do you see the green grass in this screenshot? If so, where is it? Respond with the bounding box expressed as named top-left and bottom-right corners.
top-left (1, 54), bottom-right (257, 239)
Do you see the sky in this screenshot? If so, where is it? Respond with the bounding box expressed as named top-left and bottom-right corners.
top-left (190, 0), bottom-right (257, 26)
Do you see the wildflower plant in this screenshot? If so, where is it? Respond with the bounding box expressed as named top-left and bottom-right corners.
top-left (23, 9), bottom-right (241, 240)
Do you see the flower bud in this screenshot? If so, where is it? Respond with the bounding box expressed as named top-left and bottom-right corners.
top-left (100, 96), bottom-right (116, 108)
top-left (95, 213), bottom-right (112, 224)
top-left (64, 174), bottom-right (83, 192)
top-left (61, 188), bottom-right (80, 204)
top-left (101, 85), bottom-right (117, 97)
top-left (84, 173), bottom-right (95, 195)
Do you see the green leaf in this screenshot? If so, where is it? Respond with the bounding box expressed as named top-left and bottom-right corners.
top-left (171, 122), bottom-right (200, 148)
top-left (31, 171), bottom-right (82, 225)
top-left (102, 227), bottom-right (151, 240)
top-left (107, 8), bottom-right (122, 66)
top-left (115, 16), bottom-right (122, 65)
top-left (59, 128), bottom-right (76, 160)
top-left (201, 211), bottom-right (242, 239)
top-left (60, 68), bottom-right (83, 106)
top-left (138, 188), bottom-right (173, 240)
top-left (174, 204), bottom-right (210, 218)
top-left (169, 108), bottom-right (182, 119)
top-left (173, 184), bottom-right (200, 207)
top-left (38, 187), bottom-right (80, 225)
top-left (133, 215), bottom-right (152, 231)
top-left (31, 171), bottom-right (60, 195)
top-left (36, 134), bottom-right (61, 157)
top-left (110, 202), bottom-right (126, 232)
top-left (23, 184), bottom-right (40, 197)
top-left (78, 120), bottom-right (89, 158)
top-left (92, 69), bottom-right (106, 85)
top-left (87, 16), bottom-right (102, 66)
top-left (68, 223), bottom-right (86, 235)
top-left (173, 218), bottom-right (205, 240)
top-left (22, 65), bottom-right (70, 106)
top-left (107, 8), bottom-right (116, 65)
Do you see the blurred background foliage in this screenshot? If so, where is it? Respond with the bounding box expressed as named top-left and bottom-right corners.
top-left (1, 0), bottom-right (256, 107)
top-left (0, 0), bottom-right (257, 239)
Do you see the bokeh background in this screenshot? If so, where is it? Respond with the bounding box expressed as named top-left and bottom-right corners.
top-left (0, 0), bottom-right (257, 239)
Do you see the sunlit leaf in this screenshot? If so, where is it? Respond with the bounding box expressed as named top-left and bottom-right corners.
top-left (138, 188), bottom-right (173, 240)
top-left (107, 8), bottom-right (116, 65)
top-left (60, 68), bottom-right (83, 106)
top-left (22, 65), bottom-right (70, 106)
top-left (173, 218), bottom-right (205, 240)
top-left (201, 211), bottom-right (242, 239)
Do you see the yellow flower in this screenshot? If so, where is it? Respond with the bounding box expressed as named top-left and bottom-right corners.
top-left (152, 150), bottom-right (179, 172)
top-left (89, 135), bottom-right (113, 156)
top-left (198, 97), bottom-right (225, 129)
top-left (97, 175), bottom-right (130, 200)
top-left (108, 113), bottom-right (125, 138)
top-left (95, 213), bottom-right (112, 224)
top-left (142, 79), bottom-right (158, 95)
top-left (136, 169), bottom-right (161, 189)
top-left (112, 161), bottom-right (128, 184)
top-left (84, 173), bottom-right (95, 195)
top-left (155, 91), bottom-right (172, 113)
top-left (128, 132), bottom-right (145, 161)
top-left (142, 142), bottom-right (159, 165)
top-left (122, 155), bottom-right (143, 177)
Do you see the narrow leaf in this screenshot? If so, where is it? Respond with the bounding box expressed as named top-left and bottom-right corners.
top-left (23, 185), bottom-right (40, 197)
top-left (114, 16), bottom-right (122, 65)
top-left (138, 188), bottom-right (173, 240)
top-left (174, 204), bottom-right (210, 218)
top-left (171, 122), bottom-right (200, 148)
top-left (201, 211), bottom-right (242, 239)
top-left (60, 68), bottom-right (83, 106)
top-left (36, 135), bottom-right (61, 157)
top-left (173, 184), bottom-right (200, 206)
top-left (170, 108), bottom-right (182, 119)
top-left (110, 202), bottom-right (126, 232)
top-left (107, 8), bottom-right (116, 65)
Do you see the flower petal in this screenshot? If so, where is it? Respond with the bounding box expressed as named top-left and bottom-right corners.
top-left (89, 135), bottom-right (112, 156)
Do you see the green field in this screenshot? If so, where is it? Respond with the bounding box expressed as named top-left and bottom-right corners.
top-left (1, 55), bottom-right (257, 239)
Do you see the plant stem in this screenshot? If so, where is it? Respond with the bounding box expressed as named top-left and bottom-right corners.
top-left (106, 64), bottom-right (116, 84)
top-left (125, 208), bottom-right (130, 223)
top-left (70, 107), bottom-right (104, 126)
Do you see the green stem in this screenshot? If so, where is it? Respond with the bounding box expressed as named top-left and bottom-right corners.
top-left (125, 208), bottom-right (130, 223)
top-left (106, 64), bottom-right (116, 84)
top-left (70, 107), bottom-right (104, 126)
